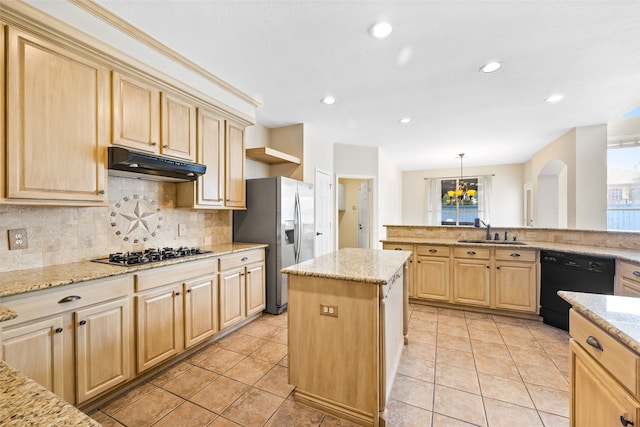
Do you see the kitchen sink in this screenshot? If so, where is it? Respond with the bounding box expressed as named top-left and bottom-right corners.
top-left (458, 239), bottom-right (526, 245)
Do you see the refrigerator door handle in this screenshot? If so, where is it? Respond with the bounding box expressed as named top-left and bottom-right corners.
top-left (294, 192), bottom-right (301, 264)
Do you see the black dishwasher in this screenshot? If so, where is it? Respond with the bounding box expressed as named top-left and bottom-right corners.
top-left (540, 250), bottom-right (615, 331)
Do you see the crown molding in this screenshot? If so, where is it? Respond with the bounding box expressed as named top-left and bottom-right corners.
top-left (68, 0), bottom-right (260, 108)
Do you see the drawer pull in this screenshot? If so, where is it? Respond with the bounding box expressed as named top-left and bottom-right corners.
top-left (429, 249), bottom-right (437, 253)
top-left (241, 257), bottom-right (248, 262)
top-left (394, 247), bottom-right (403, 250)
top-left (55, 328), bottom-right (63, 334)
top-left (467, 251), bottom-right (477, 255)
top-left (633, 271), bottom-right (640, 277)
top-left (586, 335), bottom-right (604, 351)
top-left (58, 295), bottom-right (81, 304)
top-left (79, 320), bottom-right (87, 326)
top-left (175, 292), bottom-right (181, 296)
top-left (510, 253), bottom-right (521, 257)
top-left (620, 416), bottom-right (634, 426)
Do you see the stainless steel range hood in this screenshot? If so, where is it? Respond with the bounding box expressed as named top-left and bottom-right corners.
top-left (108, 146), bottom-right (206, 182)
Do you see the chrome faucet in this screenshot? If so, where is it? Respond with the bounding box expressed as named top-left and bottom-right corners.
top-left (481, 220), bottom-right (491, 240)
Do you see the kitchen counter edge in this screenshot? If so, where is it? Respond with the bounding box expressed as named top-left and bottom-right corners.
top-left (281, 247), bottom-right (411, 285)
top-left (381, 237), bottom-right (640, 264)
top-left (0, 242), bottom-right (268, 300)
top-left (558, 290), bottom-right (640, 354)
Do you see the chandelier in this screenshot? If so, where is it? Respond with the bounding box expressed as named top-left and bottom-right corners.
top-left (446, 154), bottom-right (476, 203)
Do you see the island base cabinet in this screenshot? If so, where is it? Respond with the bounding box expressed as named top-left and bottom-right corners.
top-left (288, 269), bottom-right (405, 427)
top-left (570, 340), bottom-right (640, 427)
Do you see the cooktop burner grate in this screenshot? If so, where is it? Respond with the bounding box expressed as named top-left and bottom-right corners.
top-left (92, 247), bottom-right (211, 266)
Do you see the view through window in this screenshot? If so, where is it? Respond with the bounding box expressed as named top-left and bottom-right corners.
top-left (607, 145), bottom-right (640, 231)
top-left (441, 178), bottom-right (479, 225)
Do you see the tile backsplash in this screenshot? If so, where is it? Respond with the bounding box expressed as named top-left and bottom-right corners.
top-left (0, 177), bottom-right (232, 272)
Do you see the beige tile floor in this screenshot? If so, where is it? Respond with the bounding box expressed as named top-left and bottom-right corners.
top-left (89, 304), bottom-right (570, 427)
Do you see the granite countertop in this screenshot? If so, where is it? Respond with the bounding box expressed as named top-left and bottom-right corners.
top-left (381, 237), bottom-right (640, 264)
top-left (559, 290), bottom-right (640, 354)
top-left (0, 361), bottom-right (100, 427)
top-left (0, 242), bottom-right (267, 300)
top-left (281, 247), bottom-right (412, 285)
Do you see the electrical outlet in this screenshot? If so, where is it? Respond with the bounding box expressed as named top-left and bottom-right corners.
top-left (178, 223), bottom-right (186, 236)
top-left (8, 228), bottom-right (28, 250)
top-left (320, 304), bottom-right (338, 317)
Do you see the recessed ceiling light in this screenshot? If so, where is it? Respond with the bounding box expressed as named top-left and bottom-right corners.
top-left (479, 61), bottom-right (502, 73)
top-left (545, 94), bottom-right (564, 103)
top-left (399, 117), bottom-right (411, 124)
top-left (369, 22), bottom-right (392, 39)
top-left (321, 96), bottom-right (336, 105)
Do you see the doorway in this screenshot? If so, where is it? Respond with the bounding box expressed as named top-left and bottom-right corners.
top-left (337, 177), bottom-right (372, 249)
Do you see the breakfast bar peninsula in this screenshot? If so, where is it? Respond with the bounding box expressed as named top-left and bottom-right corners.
top-left (282, 248), bottom-right (411, 427)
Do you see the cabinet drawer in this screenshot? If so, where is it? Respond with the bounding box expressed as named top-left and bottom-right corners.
top-left (135, 259), bottom-right (217, 292)
top-left (417, 245), bottom-right (450, 257)
top-left (453, 247), bottom-right (491, 260)
top-left (619, 261), bottom-right (640, 282)
top-left (570, 309), bottom-right (640, 397)
top-left (2, 275), bottom-right (131, 327)
top-left (495, 249), bottom-right (536, 262)
top-left (219, 249), bottom-right (264, 271)
top-left (384, 243), bottom-right (413, 252)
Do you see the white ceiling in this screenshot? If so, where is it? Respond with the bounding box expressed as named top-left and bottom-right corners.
top-left (95, 0), bottom-right (640, 171)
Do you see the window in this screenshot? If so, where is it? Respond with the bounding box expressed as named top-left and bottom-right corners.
top-left (607, 145), bottom-right (640, 231)
top-left (441, 178), bottom-right (478, 226)
top-left (424, 175), bottom-right (492, 226)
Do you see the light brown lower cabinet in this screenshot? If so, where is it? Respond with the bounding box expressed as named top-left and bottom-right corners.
top-left (218, 249), bottom-right (266, 330)
top-left (134, 259), bottom-right (218, 373)
top-left (493, 249), bottom-right (537, 312)
top-left (618, 260), bottom-right (640, 297)
top-left (569, 309), bottom-right (640, 427)
top-left (452, 247), bottom-right (491, 307)
top-left (383, 243), bottom-right (416, 297)
top-left (1, 275), bottom-right (132, 405)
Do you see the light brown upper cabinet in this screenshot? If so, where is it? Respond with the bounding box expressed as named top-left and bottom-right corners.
top-left (225, 120), bottom-right (246, 208)
top-left (176, 110), bottom-right (246, 209)
top-left (4, 28), bottom-right (108, 204)
top-left (111, 72), bottom-right (196, 161)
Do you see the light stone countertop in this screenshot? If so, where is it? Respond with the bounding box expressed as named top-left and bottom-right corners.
top-left (0, 361), bottom-right (101, 427)
top-left (381, 237), bottom-right (640, 264)
top-left (559, 291), bottom-right (640, 354)
top-left (0, 242), bottom-right (267, 322)
top-left (281, 247), bottom-right (412, 285)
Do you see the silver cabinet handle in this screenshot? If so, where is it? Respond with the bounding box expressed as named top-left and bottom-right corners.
top-left (620, 415), bottom-right (634, 426)
top-left (633, 271), bottom-right (640, 277)
top-left (58, 295), bottom-right (81, 303)
top-left (467, 251), bottom-right (476, 255)
top-left (510, 253), bottom-right (521, 257)
top-left (429, 249), bottom-right (437, 253)
top-left (241, 257), bottom-right (248, 262)
top-left (586, 335), bottom-right (603, 351)
top-left (55, 328), bottom-right (63, 334)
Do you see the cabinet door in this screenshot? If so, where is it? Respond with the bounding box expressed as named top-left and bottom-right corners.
top-left (225, 121), bottom-right (246, 208)
top-left (136, 284), bottom-right (183, 373)
top-left (494, 262), bottom-right (537, 312)
top-left (246, 262), bottom-right (266, 316)
top-left (1, 317), bottom-right (66, 397)
top-left (5, 28), bottom-right (107, 203)
top-left (112, 72), bottom-right (160, 153)
top-left (184, 275), bottom-right (218, 347)
top-left (161, 92), bottom-right (196, 160)
top-left (453, 258), bottom-right (491, 306)
top-left (75, 298), bottom-right (131, 403)
top-left (219, 267), bottom-right (246, 329)
top-left (618, 262), bottom-right (640, 297)
top-left (384, 244), bottom-right (415, 297)
top-left (571, 341), bottom-right (640, 427)
top-left (416, 256), bottom-right (450, 301)
top-left (196, 108), bottom-right (225, 206)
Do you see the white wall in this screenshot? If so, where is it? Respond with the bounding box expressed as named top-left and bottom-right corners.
top-left (378, 149), bottom-right (403, 241)
top-left (302, 125), bottom-right (334, 184)
top-left (245, 124), bottom-right (271, 179)
top-left (402, 163), bottom-right (525, 227)
top-left (575, 125), bottom-right (607, 229)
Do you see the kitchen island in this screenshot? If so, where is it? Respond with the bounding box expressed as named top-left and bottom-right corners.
top-left (559, 291), bottom-right (640, 427)
top-left (282, 248), bottom-right (411, 427)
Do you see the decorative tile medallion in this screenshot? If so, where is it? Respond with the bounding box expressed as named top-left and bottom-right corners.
top-left (110, 195), bottom-right (163, 243)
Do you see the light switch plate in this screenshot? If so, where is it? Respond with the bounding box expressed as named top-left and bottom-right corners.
top-left (8, 228), bottom-right (28, 250)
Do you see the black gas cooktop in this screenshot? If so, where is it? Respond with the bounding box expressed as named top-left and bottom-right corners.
top-left (92, 247), bottom-right (211, 266)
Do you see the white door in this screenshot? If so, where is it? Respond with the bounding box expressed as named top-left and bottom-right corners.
top-left (357, 180), bottom-right (370, 249)
top-left (315, 169), bottom-right (332, 256)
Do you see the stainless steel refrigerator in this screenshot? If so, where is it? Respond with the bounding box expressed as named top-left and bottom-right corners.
top-left (233, 177), bottom-right (314, 314)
